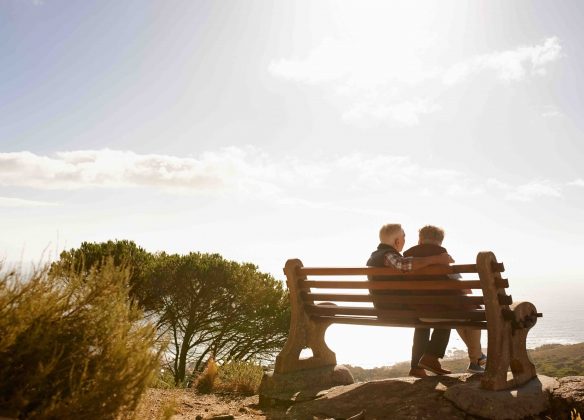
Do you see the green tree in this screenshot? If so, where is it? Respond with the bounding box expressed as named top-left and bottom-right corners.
top-left (148, 252), bottom-right (290, 384)
top-left (51, 240), bottom-right (155, 308)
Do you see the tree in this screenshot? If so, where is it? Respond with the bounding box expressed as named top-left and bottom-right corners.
top-left (148, 252), bottom-right (290, 384)
top-left (52, 242), bottom-right (291, 385)
top-left (51, 240), bottom-right (155, 308)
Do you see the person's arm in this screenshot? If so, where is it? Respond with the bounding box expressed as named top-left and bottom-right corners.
top-left (411, 253), bottom-right (454, 270)
top-left (384, 252), bottom-right (453, 272)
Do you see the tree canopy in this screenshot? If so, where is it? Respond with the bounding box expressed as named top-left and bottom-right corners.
top-left (52, 240), bottom-right (290, 384)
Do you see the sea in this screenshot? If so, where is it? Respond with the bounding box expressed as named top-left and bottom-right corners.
top-left (323, 285), bottom-right (584, 368)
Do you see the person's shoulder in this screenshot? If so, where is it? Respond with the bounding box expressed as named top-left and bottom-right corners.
top-left (403, 244), bottom-right (420, 257)
top-left (404, 243), bottom-right (447, 257)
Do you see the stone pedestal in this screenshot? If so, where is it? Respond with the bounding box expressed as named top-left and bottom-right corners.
top-left (259, 364), bottom-right (354, 406)
top-left (444, 374), bottom-right (558, 419)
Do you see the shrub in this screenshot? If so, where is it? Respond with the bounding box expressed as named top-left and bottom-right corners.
top-left (216, 361), bottom-right (263, 395)
top-left (0, 261), bottom-right (160, 419)
top-left (194, 358), bottom-right (219, 394)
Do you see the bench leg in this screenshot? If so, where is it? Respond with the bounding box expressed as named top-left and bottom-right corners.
top-left (274, 318), bottom-right (336, 374)
top-left (481, 320), bottom-right (513, 391)
top-left (478, 252), bottom-right (538, 390)
top-left (274, 259), bottom-right (337, 374)
top-left (508, 302), bottom-right (538, 387)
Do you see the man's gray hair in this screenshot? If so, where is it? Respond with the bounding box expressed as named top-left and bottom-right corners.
top-left (379, 223), bottom-right (403, 243)
top-left (419, 225), bottom-right (445, 245)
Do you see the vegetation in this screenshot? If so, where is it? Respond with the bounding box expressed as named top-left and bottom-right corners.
top-left (194, 358), bottom-right (219, 393)
top-left (215, 361), bottom-right (264, 394)
top-left (346, 342), bottom-right (584, 381)
top-left (148, 252), bottom-right (289, 384)
top-left (51, 240), bottom-right (154, 308)
top-left (190, 359), bottom-right (263, 395)
top-left (52, 240), bottom-right (290, 385)
top-left (530, 342), bottom-right (584, 377)
top-left (0, 261), bottom-right (160, 419)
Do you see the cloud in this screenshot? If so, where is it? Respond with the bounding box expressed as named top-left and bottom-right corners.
top-left (487, 178), bottom-right (562, 201)
top-left (269, 37), bottom-right (561, 125)
top-left (542, 110), bottom-right (562, 118)
top-left (567, 179), bottom-right (584, 187)
top-left (0, 196), bottom-right (58, 208)
top-left (0, 149), bottom-right (572, 205)
top-left (443, 37), bottom-right (562, 85)
top-left (0, 148), bottom-right (460, 198)
top-left (343, 98), bottom-right (439, 126)
top-left (0, 148), bottom-right (262, 192)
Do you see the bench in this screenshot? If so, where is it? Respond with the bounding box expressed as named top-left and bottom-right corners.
top-left (273, 251), bottom-right (542, 391)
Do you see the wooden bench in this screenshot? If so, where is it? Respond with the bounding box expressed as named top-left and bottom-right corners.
top-left (274, 251), bottom-right (542, 391)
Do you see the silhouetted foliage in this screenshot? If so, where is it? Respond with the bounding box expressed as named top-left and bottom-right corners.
top-left (51, 240), bottom-right (155, 308)
top-left (148, 252), bottom-right (290, 384)
top-left (51, 241), bottom-right (291, 386)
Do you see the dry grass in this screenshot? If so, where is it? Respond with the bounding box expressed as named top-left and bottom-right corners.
top-left (0, 261), bottom-right (160, 419)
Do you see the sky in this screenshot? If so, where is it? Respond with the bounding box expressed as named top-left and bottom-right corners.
top-left (1, 0), bottom-right (583, 367)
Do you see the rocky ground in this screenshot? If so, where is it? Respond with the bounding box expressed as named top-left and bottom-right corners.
top-left (135, 374), bottom-right (584, 420)
top-left (134, 388), bottom-right (290, 420)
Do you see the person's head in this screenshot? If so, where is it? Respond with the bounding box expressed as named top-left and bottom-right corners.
top-left (379, 223), bottom-right (406, 252)
top-left (418, 225), bottom-right (445, 246)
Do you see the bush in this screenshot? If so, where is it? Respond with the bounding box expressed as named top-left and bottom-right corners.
top-left (216, 361), bottom-right (263, 395)
top-left (0, 261), bottom-right (160, 419)
top-left (194, 358), bottom-right (219, 394)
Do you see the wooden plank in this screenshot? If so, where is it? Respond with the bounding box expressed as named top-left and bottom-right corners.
top-left (301, 292), bottom-right (485, 306)
top-left (305, 304), bottom-right (487, 321)
top-left (299, 265), bottom-right (474, 276)
top-left (297, 263), bottom-right (505, 276)
top-left (300, 278), bottom-right (509, 290)
top-left (310, 315), bottom-right (488, 329)
top-left (301, 279), bottom-right (482, 289)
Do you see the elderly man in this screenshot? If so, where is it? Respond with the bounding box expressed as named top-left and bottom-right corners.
top-left (404, 225), bottom-right (486, 374)
top-left (366, 223), bottom-right (454, 377)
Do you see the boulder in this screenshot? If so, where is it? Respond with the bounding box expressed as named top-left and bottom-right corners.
top-left (444, 375), bottom-right (558, 419)
top-left (284, 374), bottom-right (474, 420)
top-left (550, 376), bottom-right (584, 418)
top-left (259, 365), bottom-right (354, 406)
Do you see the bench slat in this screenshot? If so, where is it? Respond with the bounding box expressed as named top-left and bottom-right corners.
top-left (300, 278), bottom-right (509, 290)
top-left (309, 315), bottom-right (488, 329)
top-left (301, 292), bottom-right (485, 305)
top-left (305, 304), bottom-right (487, 321)
top-left (298, 262), bottom-right (504, 276)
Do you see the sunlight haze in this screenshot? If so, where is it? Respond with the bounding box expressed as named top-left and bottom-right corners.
top-left (1, 0), bottom-right (583, 367)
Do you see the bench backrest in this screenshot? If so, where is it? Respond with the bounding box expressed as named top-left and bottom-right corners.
top-left (290, 261), bottom-right (510, 330)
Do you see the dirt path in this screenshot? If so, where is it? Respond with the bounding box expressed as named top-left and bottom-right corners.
top-left (134, 388), bottom-right (285, 420)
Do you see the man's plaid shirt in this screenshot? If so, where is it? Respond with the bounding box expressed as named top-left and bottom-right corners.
top-left (383, 252), bottom-right (414, 272)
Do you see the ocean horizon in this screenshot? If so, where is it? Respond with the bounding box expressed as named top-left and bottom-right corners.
top-left (327, 285), bottom-right (584, 368)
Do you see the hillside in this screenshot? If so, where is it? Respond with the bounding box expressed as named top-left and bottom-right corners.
top-left (346, 342), bottom-right (584, 382)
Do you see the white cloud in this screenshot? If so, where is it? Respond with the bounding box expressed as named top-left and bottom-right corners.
top-left (567, 179), bottom-right (584, 187)
top-left (488, 179), bottom-right (562, 202)
top-left (0, 148), bottom-right (267, 193)
top-left (443, 37), bottom-right (562, 84)
top-left (0, 149), bottom-right (572, 204)
top-left (0, 196), bottom-right (58, 208)
top-left (511, 181), bottom-right (562, 201)
top-left (0, 148), bottom-right (460, 198)
top-left (542, 110), bottom-right (562, 118)
top-left (269, 37), bottom-right (561, 125)
top-left (343, 98), bottom-right (439, 126)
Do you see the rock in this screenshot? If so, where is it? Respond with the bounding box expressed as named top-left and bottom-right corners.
top-left (444, 374), bottom-right (558, 419)
top-left (259, 365), bottom-right (354, 406)
top-left (285, 374), bottom-right (469, 419)
top-left (550, 376), bottom-right (584, 418)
